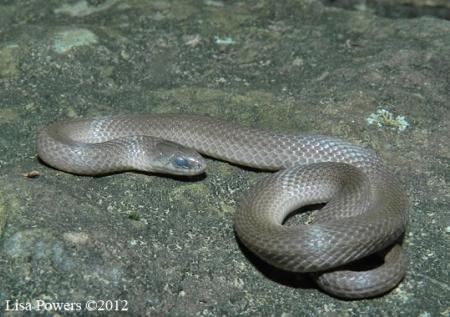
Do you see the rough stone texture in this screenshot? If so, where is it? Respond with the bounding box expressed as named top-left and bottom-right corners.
top-left (0, 0), bottom-right (449, 316)
top-left (322, 0), bottom-right (450, 19)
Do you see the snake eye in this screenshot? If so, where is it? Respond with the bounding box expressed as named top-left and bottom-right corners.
top-left (174, 157), bottom-right (189, 169)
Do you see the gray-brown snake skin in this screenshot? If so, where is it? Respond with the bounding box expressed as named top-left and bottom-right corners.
top-left (37, 114), bottom-right (408, 299)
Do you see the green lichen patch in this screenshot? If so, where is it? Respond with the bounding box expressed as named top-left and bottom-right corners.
top-left (0, 196), bottom-right (7, 237)
top-left (0, 44), bottom-right (20, 78)
top-left (54, 0), bottom-right (119, 17)
top-left (127, 210), bottom-right (141, 221)
top-left (0, 108), bottom-right (19, 124)
top-left (169, 183), bottom-right (210, 210)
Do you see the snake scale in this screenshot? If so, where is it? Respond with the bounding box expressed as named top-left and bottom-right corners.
top-left (37, 113), bottom-right (408, 299)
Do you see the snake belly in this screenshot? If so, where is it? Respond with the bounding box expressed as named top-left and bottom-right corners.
top-left (37, 113), bottom-right (408, 299)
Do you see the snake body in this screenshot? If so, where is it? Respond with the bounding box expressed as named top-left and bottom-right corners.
top-left (37, 114), bottom-right (408, 298)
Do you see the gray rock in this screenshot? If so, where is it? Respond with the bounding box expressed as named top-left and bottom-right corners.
top-left (0, 0), bottom-right (448, 316)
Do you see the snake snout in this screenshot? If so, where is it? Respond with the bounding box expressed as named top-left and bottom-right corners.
top-left (148, 140), bottom-right (206, 176)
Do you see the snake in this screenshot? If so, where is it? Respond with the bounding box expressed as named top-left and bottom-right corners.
top-left (37, 113), bottom-right (408, 299)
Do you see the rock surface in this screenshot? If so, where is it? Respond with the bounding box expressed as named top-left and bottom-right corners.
top-left (0, 0), bottom-right (449, 316)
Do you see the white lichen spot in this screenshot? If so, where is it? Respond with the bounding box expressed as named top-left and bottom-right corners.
top-left (129, 239), bottom-right (137, 246)
top-left (366, 108), bottom-right (409, 132)
top-left (53, 29), bottom-right (98, 54)
top-left (232, 278), bottom-right (244, 288)
top-left (292, 57), bottom-right (304, 67)
top-left (184, 34), bottom-right (202, 47)
top-left (214, 36), bottom-right (236, 45)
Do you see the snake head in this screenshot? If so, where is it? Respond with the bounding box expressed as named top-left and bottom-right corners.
top-left (134, 138), bottom-right (206, 176)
